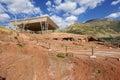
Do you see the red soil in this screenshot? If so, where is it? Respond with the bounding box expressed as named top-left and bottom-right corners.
top-left (0, 32), bottom-right (120, 80)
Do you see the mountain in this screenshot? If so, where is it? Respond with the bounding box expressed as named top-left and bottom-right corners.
top-left (85, 18), bottom-right (112, 23)
top-left (61, 18), bottom-right (120, 37)
top-left (60, 18), bottom-right (120, 44)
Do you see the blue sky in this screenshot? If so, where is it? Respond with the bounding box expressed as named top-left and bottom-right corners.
top-left (0, 0), bottom-right (120, 28)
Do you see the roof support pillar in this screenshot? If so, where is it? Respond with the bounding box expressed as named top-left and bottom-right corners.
top-left (20, 23), bottom-right (25, 32)
top-left (44, 23), bottom-right (46, 31)
top-left (43, 24), bottom-right (45, 31)
top-left (45, 21), bottom-right (48, 32)
top-left (46, 22), bottom-right (48, 30)
top-left (21, 23), bottom-right (25, 33)
top-left (40, 22), bottom-right (43, 34)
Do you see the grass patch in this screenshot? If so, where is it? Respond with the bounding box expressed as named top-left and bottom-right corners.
top-left (16, 52), bottom-right (25, 55)
top-left (45, 38), bottom-right (49, 40)
top-left (56, 53), bottom-right (67, 58)
top-left (83, 47), bottom-right (88, 50)
top-left (97, 69), bottom-right (102, 74)
top-left (105, 57), bottom-right (108, 61)
top-left (111, 67), bottom-right (116, 71)
top-left (14, 36), bottom-right (18, 40)
top-left (17, 43), bottom-right (25, 47)
top-left (0, 50), bottom-right (3, 53)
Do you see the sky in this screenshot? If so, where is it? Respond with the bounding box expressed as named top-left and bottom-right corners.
top-left (0, 0), bottom-right (120, 29)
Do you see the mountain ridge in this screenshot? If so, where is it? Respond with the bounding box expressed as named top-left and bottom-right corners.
top-left (60, 18), bottom-right (120, 44)
top-left (61, 18), bottom-right (120, 38)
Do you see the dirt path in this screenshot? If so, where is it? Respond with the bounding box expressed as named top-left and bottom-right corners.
top-left (48, 56), bottom-right (74, 80)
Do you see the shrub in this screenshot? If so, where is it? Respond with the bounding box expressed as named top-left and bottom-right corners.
top-left (105, 57), bottom-right (108, 61)
top-left (111, 67), bottom-right (115, 71)
top-left (0, 50), bottom-right (3, 53)
top-left (17, 43), bottom-right (25, 47)
top-left (14, 36), bottom-right (18, 39)
top-left (97, 69), bottom-right (102, 74)
top-left (56, 53), bottom-right (66, 58)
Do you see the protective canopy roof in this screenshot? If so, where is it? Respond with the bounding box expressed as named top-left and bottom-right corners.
top-left (10, 16), bottom-right (59, 31)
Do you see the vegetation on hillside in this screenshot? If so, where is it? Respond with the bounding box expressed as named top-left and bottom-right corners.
top-left (60, 18), bottom-right (120, 45)
top-left (62, 19), bottom-right (120, 37)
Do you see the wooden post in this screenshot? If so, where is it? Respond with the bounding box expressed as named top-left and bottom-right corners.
top-left (46, 23), bottom-right (48, 31)
top-left (49, 43), bottom-right (51, 49)
top-left (21, 23), bottom-right (25, 33)
top-left (90, 46), bottom-right (96, 58)
top-left (45, 22), bottom-right (48, 33)
top-left (46, 22), bottom-right (48, 33)
top-left (118, 41), bottom-right (119, 48)
top-left (16, 26), bottom-right (18, 31)
top-left (43, 25), bottom-right (44, 31)
top-left (48, 43), bottom-right (52, 55)
top-left (23, 24), bottom-right (25, 32)
top-left (22, 18), bottom-right (26, 33)
top-left (45, 22), bottom-right (46, 31)
top-left (92, 46), bottom-right (94, 56)
top-left (65, 45), bottom-right (68, 56)
top-left (43, 22), bottom-right (45, 31)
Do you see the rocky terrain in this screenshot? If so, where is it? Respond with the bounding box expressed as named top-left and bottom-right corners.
top-left (0, 26), bottom-right (120, 80)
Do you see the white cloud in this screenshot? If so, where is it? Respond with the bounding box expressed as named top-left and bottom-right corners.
top-left (50, 15), bottom-right (64, 28)
top-left (50, 15), bottom-right (77, 29)
top-left (0, 0), bottom-right (41, 15)
top-left (0, 0), bottom-right (42, 23)
top-left (46, 1), bottom-right (56, 15)
top-left (76, 0), bottom-right (104, 9)
top-left (46, 0), bottom-right (104, 16)
top-left (0, 0), bottom-right (11, 4)
top-left (0, 0), bottom-right (105, 28)
top-left (0, 4), bottom-right (10, 22)
top-left (71, 7), bottom-right (86, 15)
top-left (111, 0), bottom-right (120, 5)
top-left (65, 15), bottom-right (77, 22)
top-left (54, 0), bottom-right (62, 5)
top-left (0, 13), bottom-right (10, 22)
top-left (0, 4), bottom-right (5, 13)
top-left (46, 0), bottom-right (105, 28)
top-left (50, 15), bottom-right (62, 24)
top-left (41, 14), bottom-right (49, 17)
top-left (106, 12), bottom-right (120, 18)
top-left (56, 1), bottom-right (77, 12)
top-left (46, 1), bottom-right (51, 6)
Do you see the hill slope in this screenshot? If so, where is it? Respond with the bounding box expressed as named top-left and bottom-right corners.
top-left (61, 18), bottom-right (120, 45)
top-left (62, 18), bottom-right (120, 38)
top-left (0, 27), bottom-right (120, 80)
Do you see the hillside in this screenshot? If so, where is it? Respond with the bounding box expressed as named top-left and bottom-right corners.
top-left (0, 26), bottom-right (120, 80)
top-left (61, 18), bottom-right (120, 37)
top-left (61, 18), bottom-right (120, 45)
